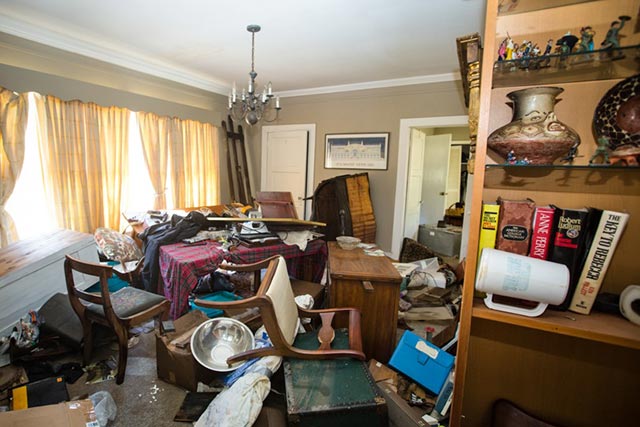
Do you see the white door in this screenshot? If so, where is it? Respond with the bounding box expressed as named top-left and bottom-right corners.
top-left (261, 126), bottom-right (314, 219)
top-left (403, 129), bottom-right (426, 240)
top-left (421, 133), bottom-right (453, 226)
top-left (445, 145), bottom-right (462, 210)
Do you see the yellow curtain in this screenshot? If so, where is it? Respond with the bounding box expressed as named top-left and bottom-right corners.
top-left (0, 88), bottom-right (28, 247)
top-left (33, 94), bottom-right (129, 233)
top-left (169, 119), bottom-right (220, 208)
top-left (137, 112), bottom-right (179, 210)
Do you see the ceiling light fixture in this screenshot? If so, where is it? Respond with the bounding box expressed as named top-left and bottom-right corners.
top-left (228, 25), bottom-right (281, 126)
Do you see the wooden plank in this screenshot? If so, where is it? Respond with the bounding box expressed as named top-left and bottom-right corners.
top-left (473, 299), bottom-right (640, 350)
top-left (206, 217), bottom-right (325, 227)
top-left (0, 229), bottom-right (93, 281)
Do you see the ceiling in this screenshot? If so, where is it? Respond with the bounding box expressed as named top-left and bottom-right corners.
top-left (0, 0), bottom-right (486, 97)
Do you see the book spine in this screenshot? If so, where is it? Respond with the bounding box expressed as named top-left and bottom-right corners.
top-left (495, 198), bottom-right (535, 255)
top-left (528, 206), bottom-right (556, 260)
top-left (477, 203), bottom-right (500, 261)
top-left (569, 211), bottom-right (629, 314)
top-left (548, 208), bottom-right (595, 310)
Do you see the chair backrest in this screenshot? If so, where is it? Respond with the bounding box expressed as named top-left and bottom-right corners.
top-left (64, 255), bottom-right (114, 308)
top-left (263, 256), bottom-right (300, 345)
top-left (255, 191), bottom-right (298, 219)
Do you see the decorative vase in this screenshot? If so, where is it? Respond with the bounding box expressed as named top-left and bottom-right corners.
top-left (487, 87), bottom-right (581, 165)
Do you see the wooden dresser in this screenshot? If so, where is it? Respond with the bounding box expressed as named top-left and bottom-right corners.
top-left (0, 229), bottom-right (97, 336)
top-left (327, 242), bottom-right (402, 362)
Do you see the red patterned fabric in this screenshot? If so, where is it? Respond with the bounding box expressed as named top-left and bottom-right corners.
top-left (159, 239), bottom-right (328, 319)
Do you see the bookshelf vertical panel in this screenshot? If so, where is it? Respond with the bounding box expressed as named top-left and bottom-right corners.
top-left (461, 318), bottom-right (640, 427)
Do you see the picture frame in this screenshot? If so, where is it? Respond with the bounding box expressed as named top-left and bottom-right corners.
top-left (324, 132), bottom-right (390, 170)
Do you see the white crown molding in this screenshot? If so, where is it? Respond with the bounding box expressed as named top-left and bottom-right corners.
top-left (278, 73), bottom-right (461, 98)
top-left (1, 13), bottom-right (461, 98)
top-left (0, 13), bottom-right (230, 95)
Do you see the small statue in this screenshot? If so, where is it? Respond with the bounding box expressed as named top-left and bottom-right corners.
top-left (589, 136), bottom-right (611, 165)
top-left (578, 26), bottom-right (596, 52)
top-left (507, 150), bottom-right (517, 164)
top-left (601, 16), bottom-right (631, 50)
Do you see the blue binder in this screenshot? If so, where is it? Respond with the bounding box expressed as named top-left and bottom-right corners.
top-left (389, 330), bottom-right (455, 395)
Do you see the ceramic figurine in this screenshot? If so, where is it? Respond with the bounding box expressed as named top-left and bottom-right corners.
top-left (507, 150), bottom-right (517, 164)
top-left (589, 136), bottom-right (611, 164)
top-left (498, 38), bottom-right (508, 61)
top-left (601, 16), bottom-right (631, 50)
top-left (578, 26), bottom-right (596, 52)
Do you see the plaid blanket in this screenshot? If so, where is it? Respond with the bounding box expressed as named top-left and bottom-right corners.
top-left (159, 239), bottom-right (328, 319)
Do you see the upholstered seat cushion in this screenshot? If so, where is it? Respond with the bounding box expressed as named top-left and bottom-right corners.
top-left (85, 287), bottom-right (167, 319)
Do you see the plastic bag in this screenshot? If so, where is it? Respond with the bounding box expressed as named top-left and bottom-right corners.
top-left (89, 390), bottom-right (117, 426)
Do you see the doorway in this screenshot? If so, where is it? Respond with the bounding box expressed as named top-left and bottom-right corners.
top-left (391, 116), bottom-right (470, 259)
top-left (260, 124), bottom-right (316, 219)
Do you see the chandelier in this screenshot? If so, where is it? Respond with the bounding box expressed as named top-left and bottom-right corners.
top-left (228, 25), bottom-right (281, 126)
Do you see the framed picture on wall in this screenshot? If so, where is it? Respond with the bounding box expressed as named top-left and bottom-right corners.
top-left (324, 133), bottom-right (390, 170)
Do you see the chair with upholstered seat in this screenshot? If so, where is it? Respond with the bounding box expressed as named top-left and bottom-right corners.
top-left (64, 255), bottom-right (170, 384)
top-left (194, 255), bottom-right (365, 366)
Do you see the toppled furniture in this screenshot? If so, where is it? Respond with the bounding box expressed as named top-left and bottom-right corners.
top-left (194, 255), bottom-right (365, 364)
top-left (311, 173), bottom-right (376, 242)
top-left (64, 255), bottom-right (170, 384)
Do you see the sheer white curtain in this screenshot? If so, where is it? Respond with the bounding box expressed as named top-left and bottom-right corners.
top-left (0, 88), bottom-right (28, 247)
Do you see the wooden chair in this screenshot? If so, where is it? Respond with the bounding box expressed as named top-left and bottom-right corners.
top-left (63, 255), bottom-right (170, 384)
top-left (194, 255), bottom-right (365, 365)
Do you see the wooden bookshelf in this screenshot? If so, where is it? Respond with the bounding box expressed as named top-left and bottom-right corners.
top-left (472, 299), bottom-right (640, 350)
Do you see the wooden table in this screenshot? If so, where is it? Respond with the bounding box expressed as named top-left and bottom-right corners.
top-left (327, 242), bottom-right (402, 363)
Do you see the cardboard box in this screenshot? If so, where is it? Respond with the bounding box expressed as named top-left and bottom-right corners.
top-left (388, 330), bottom-right (454, 395)
top-left (156, 310), bottom-right (218, 391)
top-left (0, 399), bottom-right (97, 427)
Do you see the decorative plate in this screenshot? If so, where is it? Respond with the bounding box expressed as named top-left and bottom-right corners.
top-left (593, 74), bottom-right (640, 150)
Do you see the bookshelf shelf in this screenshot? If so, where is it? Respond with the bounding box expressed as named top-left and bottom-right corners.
top-left (472, 299), bottom-right (640, 350)
top-left (497, 0), bottom-right (597, 16)
top-left (493, 45), bottom-right (640, 88)
top-left (483, 164), bottom-right (640, 194)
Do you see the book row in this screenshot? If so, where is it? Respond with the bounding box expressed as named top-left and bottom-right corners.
top-left (478, 199), bottom-right (629, 315)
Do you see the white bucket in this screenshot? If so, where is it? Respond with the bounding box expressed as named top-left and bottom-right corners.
top-left (476, 248), bottom-right (570, 317)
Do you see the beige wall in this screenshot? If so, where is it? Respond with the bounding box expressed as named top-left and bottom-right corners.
top-left (1, 31), bottom-right (468, 252)
top-left (245, 81), bottom-right (468, 251)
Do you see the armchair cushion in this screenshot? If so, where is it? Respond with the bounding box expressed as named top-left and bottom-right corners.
top-left (85, 287), bottom-right (167, 319)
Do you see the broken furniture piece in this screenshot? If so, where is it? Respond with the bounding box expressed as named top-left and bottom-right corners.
top-left (64, 255), bottom-right (170, 384)
top-left (193, 255), bottom-right (365, 365)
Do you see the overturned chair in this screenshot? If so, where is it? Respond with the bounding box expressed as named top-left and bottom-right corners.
top-left (193, 255), bottom-right (365, 365)
top-left (64, 255), bottom-right (170, 384)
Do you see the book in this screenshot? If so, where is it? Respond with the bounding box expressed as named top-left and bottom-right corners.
top-left (528, 206), bottom-right (557, 260)
top-left (569, 210), bottom-right (629, 314)
top-left (495, 198), bottom-right (535, 255)
top-left (548, 207), bottom-right (602, 310)
top-left (477, 203), bottom-right (500, 261)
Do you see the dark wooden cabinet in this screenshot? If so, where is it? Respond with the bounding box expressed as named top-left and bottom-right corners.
top-left (327, 242), bottom-right (402, 362)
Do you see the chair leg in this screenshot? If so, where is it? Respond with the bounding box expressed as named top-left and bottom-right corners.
top-left (81, 320), bottom-right (93, 366)
top-left (114, 327), bottom-right (129, 385)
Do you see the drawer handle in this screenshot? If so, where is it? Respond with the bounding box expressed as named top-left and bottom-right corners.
top-left (362, 280), bottom-right (374, 292)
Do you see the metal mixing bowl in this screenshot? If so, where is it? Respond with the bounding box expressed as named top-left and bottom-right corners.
top-left (190, 317), bottom-right (255, 372)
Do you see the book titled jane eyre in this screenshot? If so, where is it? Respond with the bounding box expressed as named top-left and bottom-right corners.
top-left (495, 198), bottom-right (535, 255)
top-left (548, 207), bottom-right (602, 310)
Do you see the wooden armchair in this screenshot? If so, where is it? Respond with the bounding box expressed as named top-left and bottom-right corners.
top-left (64, 255), bottom-right (170, 384)
top-left (193, 255), bottom-right (365, 366)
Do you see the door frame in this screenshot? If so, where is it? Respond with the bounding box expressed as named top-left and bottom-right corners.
top-left (390, 116), bottom-right (469, 259)
top-left (261, 124), bottom-right (316, 219)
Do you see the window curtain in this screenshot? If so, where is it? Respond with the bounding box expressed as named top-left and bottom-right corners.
top-left (169, 119), bottom-right (220, 209)
top-left (137, 112), bottom-right (179, 210)
top-left (33, 94), bottom-right (129, 233)
top-left (0, 88), bottom-right (28, 247)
